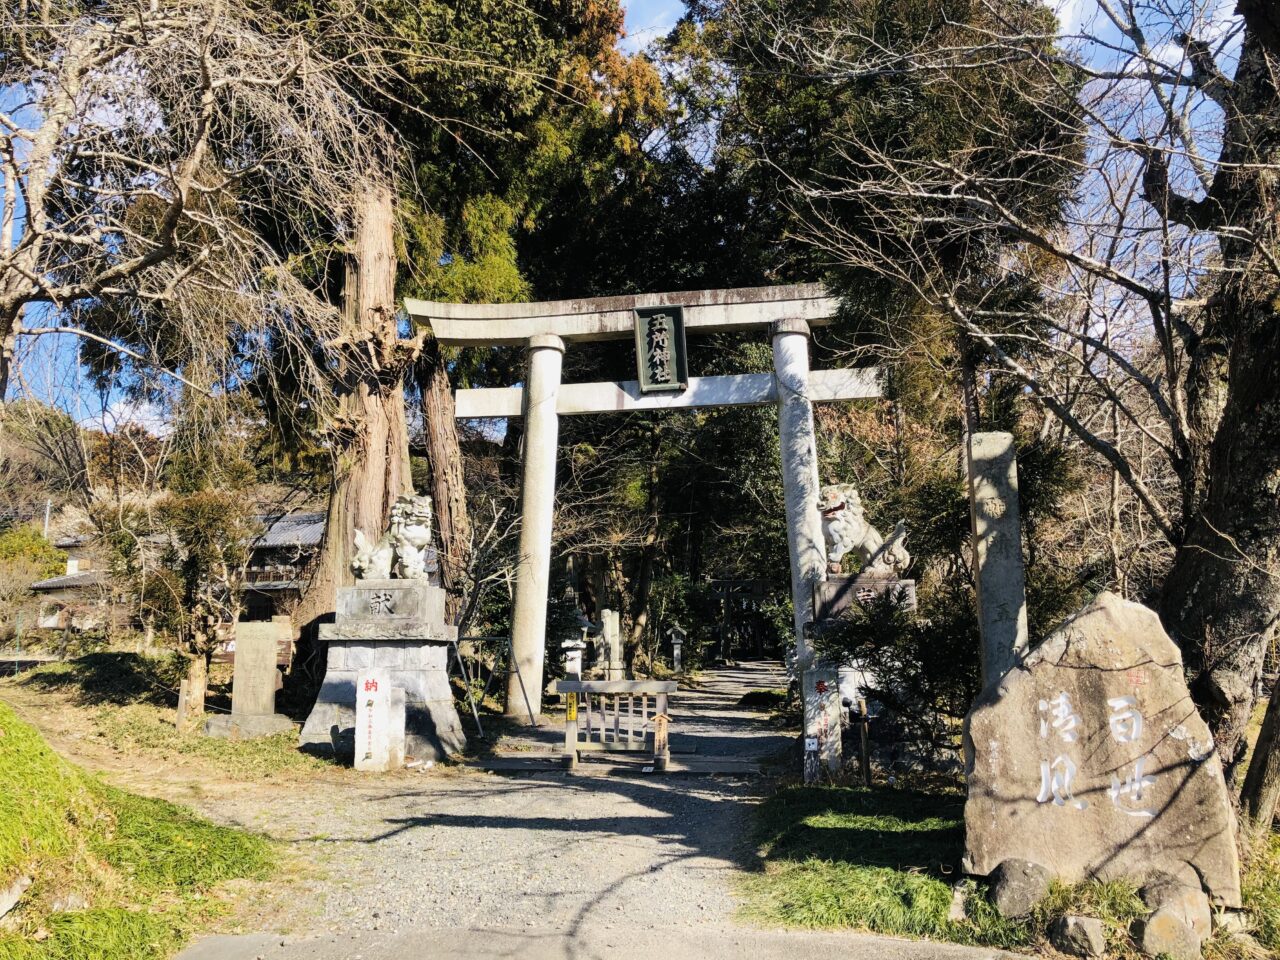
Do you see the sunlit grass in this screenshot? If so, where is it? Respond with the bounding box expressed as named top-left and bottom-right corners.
top-left (0, 700), bottom-right (272, 960)
top-left (742, 783), bottom-right (1278, 958)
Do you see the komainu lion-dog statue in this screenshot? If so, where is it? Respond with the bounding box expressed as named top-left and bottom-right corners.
top-left (817, 483), bottom-right (910, 577)
top-left (351, 494), bottom-right (437, 581)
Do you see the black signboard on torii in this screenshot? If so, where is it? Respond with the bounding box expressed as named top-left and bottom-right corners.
top-left (633, 306), bottom-right (689, 394)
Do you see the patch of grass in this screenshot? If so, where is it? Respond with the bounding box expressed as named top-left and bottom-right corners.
top-left (91, 703), bottom-right (332, 780)
top-left (738, 688), bottom-right (789, 709)
top-left (13, 655), bottom-right (331, 779)
top-left (94, 785), bottom-right (271, 893)
top-left (17, 654), bottom-right (183, 708)
top-left (743, 784), bottom-right (1027, 947)
top-left (0, 699), bottom-right (272, 960)
top-left (0, 702), bottom-right (102, 898)
top-left (742, 784), bottom-right (1274, 958)
top-left (0, 908), bottom-right (188, 960)
top-left (1238, 830), bottom-right (1280, 953)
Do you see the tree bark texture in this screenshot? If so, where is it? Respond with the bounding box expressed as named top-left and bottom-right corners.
top-left (416, 336), bottom-right (471, 622)
top-left (180, 649), bottom-right (209, 727)
top-left (1159, 24), bottom-right (1280, 785)
top-left (294, 185), bottom-right (412, 634)
top-left (1241, 682), bottom-right (1280, 836)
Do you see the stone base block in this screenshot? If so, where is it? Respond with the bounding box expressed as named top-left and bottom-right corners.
top-left (205, 713), bottom-right (297, 739)
top-left (300, 639), bottom-right (465, 762)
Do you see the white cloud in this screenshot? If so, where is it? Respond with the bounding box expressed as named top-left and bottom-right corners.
top-left (90, 397), bottom-right (171, 437)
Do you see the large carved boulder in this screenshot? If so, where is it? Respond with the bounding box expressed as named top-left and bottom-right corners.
top-left (962, 592), bottom-right (1241, 907)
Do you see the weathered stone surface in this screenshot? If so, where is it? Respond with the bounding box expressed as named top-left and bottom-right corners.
top-left (354, 669), bottom-right (405, 773)
top-left (335, 579), bottom-right (445, 630)
top-left (299, 641), bottom-right (464, 762)
top-left (302, 579), bottom-right (465, 762)
top-left (1049, 915), bottom-right (1106, 957)
top-left (0, 875), bottom-right (31, 920)
top-left (1215, 909), bottom-right (1251, 935)
top-left (802, 667), bottom-right (842, 773)
top-left (966, 431), bottom-right (1028, 686)
top-left (988, 858), bottom-right (1052, 918)
top-left (963, 592), bottom-right (1241, 907)
top-left (1138, 906), bottom-right (1202, 960)
top-left (812, 573), bottom-right (917, 622)
top-left (204, 713), bottom-right (296, 739)
top-left (230, 620), bottom-right (288, 717)
top-left (1141, 876), bottom-right (1212, 938)
top-left (947, 884), bottom-right (969, 922)
top-left (601, 609), bottom-right (623, 680)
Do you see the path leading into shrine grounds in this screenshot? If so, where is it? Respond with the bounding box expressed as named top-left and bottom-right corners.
top-left (172, 662), bottom-right (1012, 960)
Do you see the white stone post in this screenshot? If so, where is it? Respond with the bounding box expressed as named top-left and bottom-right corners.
top-left (772, 319), bottom-right (835, 777)
top-left (506, 334), bottom-right (565, 721)
top-left (355, 669), bottom-right (406, 773)
top-left (967, 431), bottom-right (1029, 688)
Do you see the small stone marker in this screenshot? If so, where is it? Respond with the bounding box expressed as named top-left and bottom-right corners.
top-left (966, 431), bottom-right (1029, 686)
top-left (653, 713), bottom-right (670, 771)
top-left (205, 618), bottom-right (294, 739)
top-left (355, 669), bottom-right (406, 773)
top-left (802, 667), bottom-right (842, 777)
top-left (601, 609), bottom-right (624, 680)
top-left (963, 592), bottom-right (1241, 907)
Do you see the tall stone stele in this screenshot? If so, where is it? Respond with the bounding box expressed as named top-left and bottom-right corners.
top-left (963, 592), bottom-right (1241, 908)
top-left (966, 431), bottom-right (1029, 688)
top-left (205, 616), bottom-right (295, 739)
top-left (300, 495), bottom-right (466, 762)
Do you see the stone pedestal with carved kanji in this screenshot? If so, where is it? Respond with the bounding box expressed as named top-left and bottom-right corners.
top-left (962, 592), bottom-right (1241, 909)
top-left (300, 579), bottom-right (465, 762)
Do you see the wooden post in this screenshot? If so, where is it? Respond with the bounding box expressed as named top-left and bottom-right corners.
top-left (858, 697), bottom-right (872, 787)
top-left (175, 677), bottom-right (190, 730)
top-left (654, 692), bottom-right (670, 771)
top-left (563, 692), bottom-right (579, 770)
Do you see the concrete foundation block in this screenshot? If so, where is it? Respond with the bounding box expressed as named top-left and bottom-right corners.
top-left (205, 714), bottom-right (297, 739)
top-left (374, 642), bottom-right (405, 668)
top-left (346, 642), bottom-right (374, 670)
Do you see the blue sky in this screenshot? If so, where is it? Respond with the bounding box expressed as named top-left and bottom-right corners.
top-left (621, 0), bottom-right (684, 53)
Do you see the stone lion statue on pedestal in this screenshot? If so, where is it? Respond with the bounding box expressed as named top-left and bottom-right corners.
top-left (817, 483), bottom-right (910, 577)
top-left (351, 494), bottom-right (436, 580)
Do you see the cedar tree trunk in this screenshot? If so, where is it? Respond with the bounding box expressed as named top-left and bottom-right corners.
top-left (294, 185), bottom-right (412, 633)
top-left (416, 335), bottom-right (471, 623)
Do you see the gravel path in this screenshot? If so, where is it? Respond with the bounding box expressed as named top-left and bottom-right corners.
top-left (180, 663), bottom-right (1013, 960)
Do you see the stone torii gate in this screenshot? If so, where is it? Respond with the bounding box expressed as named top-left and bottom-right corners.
top-left (404, 284), bottom-right (881, 738)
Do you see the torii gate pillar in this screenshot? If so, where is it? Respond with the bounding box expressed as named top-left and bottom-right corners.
top-left (773, 318), bottom-right (839, 779)
top-left (771, 319), bottom-right (826, 672)
top-left (506, 334), bottom-right (565, 721)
